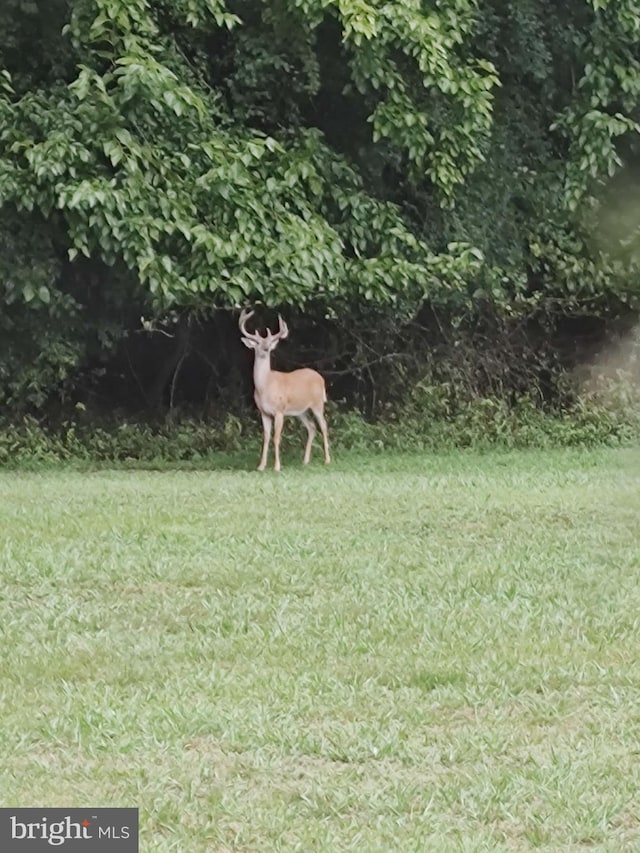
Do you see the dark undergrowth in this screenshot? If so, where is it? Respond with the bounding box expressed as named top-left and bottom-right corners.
top-left (1, 374), bottom-right (638, 469)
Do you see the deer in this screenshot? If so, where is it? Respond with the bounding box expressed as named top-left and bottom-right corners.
top-left (239, 308), bottom-right (331, 472)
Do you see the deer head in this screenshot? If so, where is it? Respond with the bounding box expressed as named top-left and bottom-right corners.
top-left (239, 308), bottom-right (289, 361)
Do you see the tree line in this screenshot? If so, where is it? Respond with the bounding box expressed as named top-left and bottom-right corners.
top-left (0, 0), bottom-right (639, 420)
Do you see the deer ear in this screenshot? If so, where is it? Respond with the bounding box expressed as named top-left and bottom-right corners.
top-left (241, 337), bottom-right (258, 350)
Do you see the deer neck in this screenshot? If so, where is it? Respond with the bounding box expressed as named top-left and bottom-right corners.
top-left (253, 354), bottom-right (273, 392)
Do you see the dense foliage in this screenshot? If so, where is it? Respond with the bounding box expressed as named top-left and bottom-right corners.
top-left (0, 0), bottom-right (639, 422)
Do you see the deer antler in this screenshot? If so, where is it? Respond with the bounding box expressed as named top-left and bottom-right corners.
top-left (239, 308), bottom-right (261, 342)
top-left (274, 314), bottom-right (289, 341)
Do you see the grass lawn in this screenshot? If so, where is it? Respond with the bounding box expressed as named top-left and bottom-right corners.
top-left (0, 447), bottom-right (639, 851)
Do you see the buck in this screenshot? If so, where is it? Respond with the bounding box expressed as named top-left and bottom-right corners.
top-left (239, 309), bottom-right (331, 472)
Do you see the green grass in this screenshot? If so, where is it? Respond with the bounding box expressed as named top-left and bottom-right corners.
top-left (1, 448), bottom-right (639, 851)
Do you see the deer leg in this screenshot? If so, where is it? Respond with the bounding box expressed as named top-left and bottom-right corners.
top-left (299, 412), bottom-right (317, 464)
top-left (258, 413), bottom-right (272, 471)
top-left (273, 412), bottom-right (284, 472)
top-left (312, 406), bottom-right (331, 464)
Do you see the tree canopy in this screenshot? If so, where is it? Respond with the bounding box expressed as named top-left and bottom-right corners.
top-left (1, 0), bottom-right (639, 411)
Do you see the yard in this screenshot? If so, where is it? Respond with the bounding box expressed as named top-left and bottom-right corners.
top-left (1, 448), bottom-right (639, 850)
